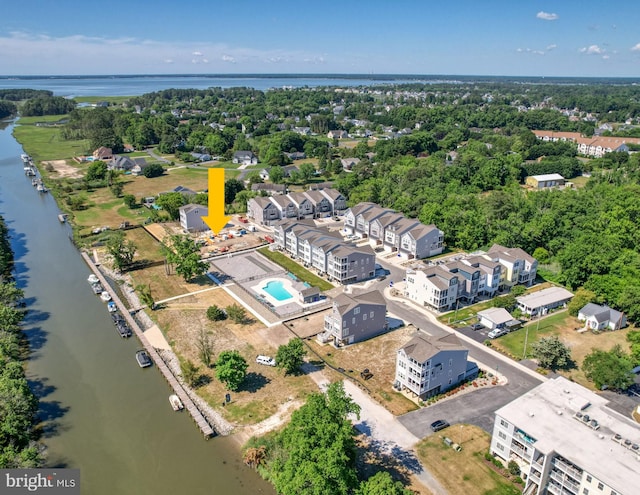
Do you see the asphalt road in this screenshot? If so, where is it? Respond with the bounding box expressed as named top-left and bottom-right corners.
top-left (365, 257), bottom-right (546, 439)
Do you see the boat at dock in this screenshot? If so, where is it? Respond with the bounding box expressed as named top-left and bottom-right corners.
top-left (58, 214), bottom-right (68, 223)
top-left (37, 183), bottom-right (48, 193)
top-left (107, 301), bottom-right (117, 313)
top-left (100, 291), bottom-right (112, 302)
top-left (91, 282), bottom-right (103, 294)
top-left (169, 394), bottom-right (184, 411)
top-left (136, 350), bottom-right (152, 368)
top-left (88, 274), bottom-right (99, 284)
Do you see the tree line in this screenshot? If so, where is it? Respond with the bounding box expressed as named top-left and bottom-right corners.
top-left (0, 216), bottom-right (41, 468)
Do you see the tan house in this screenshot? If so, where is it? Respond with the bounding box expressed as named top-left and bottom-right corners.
top-left (93, 147), bottom-right (113, 161)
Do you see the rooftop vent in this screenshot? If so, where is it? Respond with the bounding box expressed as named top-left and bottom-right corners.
top-left (529, 411), bottom-right (535, 417)
top-left (557, 410), bottom-right (563, 415)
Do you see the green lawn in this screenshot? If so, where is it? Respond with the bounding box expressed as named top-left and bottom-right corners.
top-left (13, 124), bottom-right (90, 161)
top-left (17, 115), bottom-right (69, 125)
top-left (257, 248), bottom-right (334, 291)
top-left (494, 311), bottom-right (570, 359)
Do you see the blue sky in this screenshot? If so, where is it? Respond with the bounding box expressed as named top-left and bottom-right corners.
top-left (2, 0), bottom-right (640, 77)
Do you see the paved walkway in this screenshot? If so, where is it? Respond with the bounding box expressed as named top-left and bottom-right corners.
top-left (154, 285), bottom-right (220, 305)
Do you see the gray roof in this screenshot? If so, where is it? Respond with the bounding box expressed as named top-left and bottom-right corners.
top-left (477, 307), bottom-right (513, 325)
top-left (180, 203), bottom-right (208, 215)
top-left (516, 286), bottom-right (574, 309)
top-left (579, 303), bottom-right (624, 325)
top-left (400, 332), bottom-right (465, 363)
top-left (333, 289), bottom-right (386, 315)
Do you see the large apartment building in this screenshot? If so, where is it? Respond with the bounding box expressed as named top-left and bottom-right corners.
top-left (273, 220), bottom-right (375, 284)
top-left (491, 376), bottom-right (640, 495)
top-left (404, 245), bottom-right (537, 311)
top-left (344, 202), bottom-right (444, 259)
top-left (531, 130), bottom-right (640, 158)
top-left (247, 188), bottom-right (347, 225)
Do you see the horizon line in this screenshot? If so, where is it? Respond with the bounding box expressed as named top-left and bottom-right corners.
top-left (1, 73), bottom-right (640, 81)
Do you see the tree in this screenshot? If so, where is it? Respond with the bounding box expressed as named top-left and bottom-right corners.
top-left (195, 328), bottom-right (214, 367)
top-left (215, 350), bottom-right (248, 391)
top-left (85, 160), bottom-right (108, 181)
top-left (163, 234), bottom-right (208, 282)
top-left (356, 472), bottom-right (412, 495)
top-left (582, 345), bottom-right (634, 390)
top-left (493, 294), bottom-right (516, 310)
top-left (180, 359), bottom-right (200, 387)
top-left (225, 304), bottom-right (247, 324)
top-left (510, 285), bottom-right (527, 297)
top-left (276, 338), bottom-right (307, 375)
top-left (270, 382), bottom-right (360, 495)
top-left (224, 178), bottom-right (245, 204)
top-left (155, 192), bottom-right (185, 220)
top-left (567, 288), bottom-right (597, 317)
top-left (531, 336), bottom-right (572, 370)
top-left (135, 284), bottom-right (155, 310)
top-left (123, 194), bottom-right (137, 209)
top-left (106, 232), bottom-right (137, 272)
top-left (206, 305), bottom-right (227, 321)
top-left (299, 162), bottom-right (316, 183)
top-left (269, 166), bottom-right (285, 184)
top-left (110, 181), bottom-right (124, 198)
top-left (508, 460), bottom-right (521, 477)
top-left (143, 163), bottom-right (164, 178)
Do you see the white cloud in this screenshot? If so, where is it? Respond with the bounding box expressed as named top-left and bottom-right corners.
top-left (517, 47), bottom-right (545, 56)
top-left (632, 43), bottom-right (640, 51)
top-left (546, 44), bottom-right (557, 51)
top-left (602, 55), bottom-right (610, 60)
top-left (0, 31), bottom-right (335, 74)
top-left (580, 45), bottom-right (605, 55)
top-left (536, 11), bottom-right (559, 21)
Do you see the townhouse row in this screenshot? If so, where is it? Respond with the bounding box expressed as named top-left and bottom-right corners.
top-left (343, 202), bottom-right (444, 260)
top-left (273, 220), bottom-right (376, 284)
top-left (247, 188), bottom-right (347, 225)
top-left (404, 244), bottom-right (538, 312)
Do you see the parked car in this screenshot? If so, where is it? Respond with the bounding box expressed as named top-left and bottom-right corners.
top-left (488, 328), bottom-right (508, 339)
top-left (360, 368), bottom-right (373, 380)
top-left (470, 323), bottom-right (484, 331)
top-left (430, 419), bottom-right (450, 432)
top-left (256, 355), bottom-right (276, 366)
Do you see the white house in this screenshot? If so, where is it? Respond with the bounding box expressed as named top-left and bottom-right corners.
top-left (477, 307), bottom-right (514, 330)
top-left (232, 150), bottom-right (258, 165)
top-left (516, 286), bottom-right (574, 316)
top-left (577, 303), bottom-right (627, 331)
top-left (395, 332), bottom-right (477, 400)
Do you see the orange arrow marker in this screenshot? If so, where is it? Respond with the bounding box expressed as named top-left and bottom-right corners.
top-left (202, 168), bottom-right (231, 234)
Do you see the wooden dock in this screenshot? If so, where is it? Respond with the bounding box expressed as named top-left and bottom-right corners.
top-left (81, 252), bottom-right (215, 439)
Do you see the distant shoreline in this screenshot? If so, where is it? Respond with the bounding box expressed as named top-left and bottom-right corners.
top-left (2, 73), bottom-right (640, 84)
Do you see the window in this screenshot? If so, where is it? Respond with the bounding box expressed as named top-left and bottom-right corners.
top-left (597, 483), bottom-right (603, 491)
top-left (500, 419), bottom-right (509, 428)
top-left (352, 318), bottom-right (355, 325)
top-left (363, 313), bottom-right (367, 321)
top-left (496, 443), bottom-right (504, 451)
top-left (586, 476), bottom-right (592, 483)
top-left (583, 490), bottom-right (589, 495)
top-left (370, 311), bottom-right (374, 318)
top-left (354, 307), bottom-right (360, 315)
top-left (498, 431), bottom-right (507, 440)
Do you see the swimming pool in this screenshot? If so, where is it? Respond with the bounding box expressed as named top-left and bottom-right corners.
top-left (262, 280), bottom-right (293, 301)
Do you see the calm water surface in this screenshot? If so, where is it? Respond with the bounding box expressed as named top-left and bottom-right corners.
top-left (0, 120), bottom-right (274, 494)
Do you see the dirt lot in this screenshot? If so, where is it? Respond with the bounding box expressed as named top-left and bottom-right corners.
top-left (42, 159), bottom-right (84, 178)
top-left (306, 325), bottom-right (420, 416)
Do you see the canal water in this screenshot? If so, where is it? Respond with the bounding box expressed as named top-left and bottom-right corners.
top-left (0, 120), bottom-right (274, 494)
